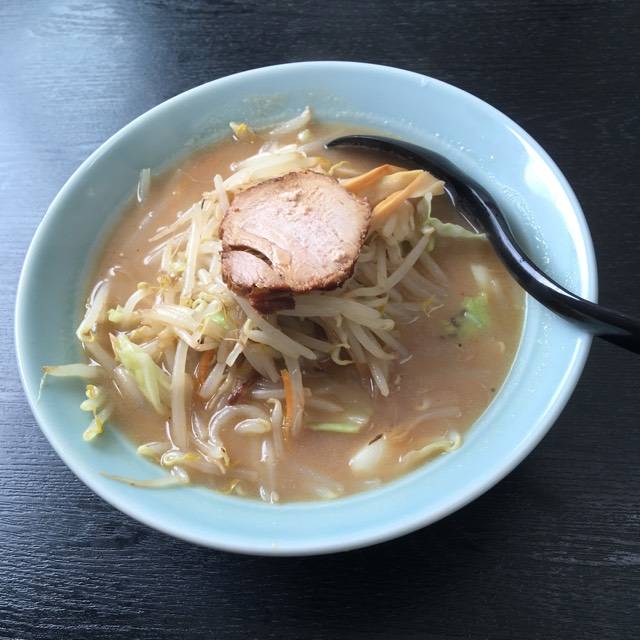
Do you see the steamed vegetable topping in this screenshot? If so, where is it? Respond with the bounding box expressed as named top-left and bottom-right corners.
top-left (41, 106), bottom-right (514, 502)
top-left (111, 334), bottom-right (170, 414)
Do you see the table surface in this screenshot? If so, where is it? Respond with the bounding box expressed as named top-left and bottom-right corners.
top-left (2, 1), bottom-right (639, 638)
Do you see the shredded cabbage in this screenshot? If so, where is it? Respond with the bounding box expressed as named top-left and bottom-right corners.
top-left (310, 423), bottom-right (361, 434)
top-left (349, 435), bottom-right (387, 475)
top-left (111, 333), bottom-right (170, 414)
top-left (428, 217), bottom-right (487, 240)
top-left (470, 263), bottom-right (491, 291)
top-left (399, 431), bottom-right (462, 467)
top-left (444, 293), bottom-right (490, 338)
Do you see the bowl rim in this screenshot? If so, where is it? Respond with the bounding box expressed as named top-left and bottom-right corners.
top-left (15, 61), bottom-right (597, 555)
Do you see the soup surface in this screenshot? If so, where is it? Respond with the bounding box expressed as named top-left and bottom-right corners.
top-left (53, 113), bottom-right (524, 502)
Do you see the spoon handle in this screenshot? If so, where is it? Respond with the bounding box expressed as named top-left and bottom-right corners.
top-left (471, 189), bottom-right (640, 354)
top-left (328, 135), bottom-right (640, 354)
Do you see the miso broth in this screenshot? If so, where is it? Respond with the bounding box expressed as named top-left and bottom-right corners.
top-left (53, 114), bottom-right (524, 502)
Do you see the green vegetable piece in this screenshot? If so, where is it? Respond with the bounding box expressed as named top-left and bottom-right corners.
top-left (417, 195), bottom-right (486, 240)
top-left (444, 292), bottom-right (490, 339)
top-left (207, 311), bottom-right (228, 329)
top-left (112, 334), bottom-right (170, 414)
top-left (310, 422), bottom-right (361, 434)
top-left (428, 217), bottom-right (487, 240)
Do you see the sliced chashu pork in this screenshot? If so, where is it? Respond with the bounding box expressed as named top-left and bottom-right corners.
top-left (221, 170), bottom-right (371, 312)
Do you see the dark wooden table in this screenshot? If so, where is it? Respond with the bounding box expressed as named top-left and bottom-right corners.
top-left (2, 1), bottom-right (639, 638)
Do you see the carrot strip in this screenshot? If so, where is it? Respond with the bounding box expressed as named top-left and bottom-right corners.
top-left (280, 369), bottom-right (294, 443)
top-left (340, 164), bottom-right (403, 192)
top-left (197, 349), bottom-right (215, 386)
top-left (372, 173), bottom-right (444, 229)
top-left (358, 170), bottom-right (426, 206)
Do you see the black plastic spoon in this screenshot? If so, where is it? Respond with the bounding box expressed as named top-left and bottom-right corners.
top-left (328, 135), bottom-right (640, 354)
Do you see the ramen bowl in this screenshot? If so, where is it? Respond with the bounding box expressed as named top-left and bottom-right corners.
top-left (15, 61), bottom-right (596, 555)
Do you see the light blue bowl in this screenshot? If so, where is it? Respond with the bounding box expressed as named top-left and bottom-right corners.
top-left (15, 62), bottom-right (596, 555)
